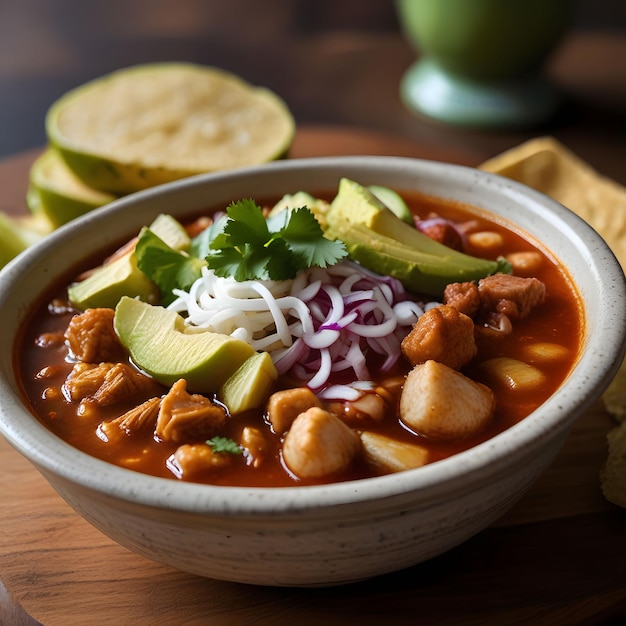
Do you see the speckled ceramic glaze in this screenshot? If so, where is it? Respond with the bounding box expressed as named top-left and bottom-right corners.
top-left (1, 157), bottom-right (624, 586)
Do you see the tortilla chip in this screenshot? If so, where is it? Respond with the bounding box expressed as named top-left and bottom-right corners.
top-left (603, 366), bottom-right (626, 424)
top-left (480, 136), bottom-right (626, 269)
top-left (600, 421), bottom-right (626, 508)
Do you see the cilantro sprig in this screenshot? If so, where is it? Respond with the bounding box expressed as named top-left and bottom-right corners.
top-left (206, 436), bottom-right (242, 455)
top-left (205, 199), bottom-right (347, 281)
top-left (135, 201), bottom-right (347, 302)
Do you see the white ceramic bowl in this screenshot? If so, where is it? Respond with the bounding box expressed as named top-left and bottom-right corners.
top-left (1, 156), bottom-right (624, 587)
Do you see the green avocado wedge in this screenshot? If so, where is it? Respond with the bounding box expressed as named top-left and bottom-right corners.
top-left (367, 184), bottom-right (413, 223)
top-left (324, 178), bottom-right (510, 296)
top-left (114, 297), bottom-right (255, 393)
top-left (68, 251), bottom-right (160, 310)
top-left (218, 351), bottom-right (278, 415)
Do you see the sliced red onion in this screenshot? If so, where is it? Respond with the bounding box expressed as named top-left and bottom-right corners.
top-left (393, 300), bottom-right (424, 326)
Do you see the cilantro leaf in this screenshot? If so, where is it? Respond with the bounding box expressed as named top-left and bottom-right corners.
top-left (135, 228), bottom-right (206, 305)
top-left (496, 255), bottom-right (513, 275)
top-left (222, 198), bottom-right (270, 247)
top-left (205, 199), bottom-right (347, 281)
top-left (208, 243), bottom-right (275, 282)
top-left (206, 436), bottom-right (242, 455)
top-left (270, 206), bottom-right (347, 269)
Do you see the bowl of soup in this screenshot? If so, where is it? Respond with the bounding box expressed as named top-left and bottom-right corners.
top-left (0, 156), bottom-right (624, 587)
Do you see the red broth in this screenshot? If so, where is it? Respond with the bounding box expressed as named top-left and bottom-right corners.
top-left (15, 190), bottom-right (584, 487)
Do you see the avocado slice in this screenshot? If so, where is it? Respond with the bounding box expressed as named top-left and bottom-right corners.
top-left (325, 179), bottom-right (508, 296)
top-left (218, 351), bottom-right (278, 415)
top-left (67, 214), bottom-right (190, 310)
top-left (68, 251), bottom-right (160, 310)
top-left (367, 185), bottom-right (413, 223)
top-left (114, 296), bottom-right (255, 392)
top-left (148, 213), bottom-right (191, 252)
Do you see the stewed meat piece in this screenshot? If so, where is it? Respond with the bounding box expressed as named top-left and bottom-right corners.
top-left (156, 379), bottom-right (227, 444)
top-left (266, 387), bottom-right (322, 434)
top-left (401, 304), bottom-right (478, 371)
top-left (64, 308), bottom-right (124, 363)
top-left (477, 274), bottom-right (546, 320)
top-left (64, 361), bottom-right (155, 406)
top-left (400, 360), bottom-right (495, 440)
top-left (282, 407), bottom-right (361, 479)
top-left (443, 281), bottom-right (480, 317)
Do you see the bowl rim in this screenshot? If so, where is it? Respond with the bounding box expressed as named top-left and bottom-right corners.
top-left (1, 155), bottom-right (624, 516)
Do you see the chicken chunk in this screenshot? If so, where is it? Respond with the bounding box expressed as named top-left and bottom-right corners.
top-left (477, 274), bottom-right (546, 320)
top-left (156, 379), bottom-right (227, 444)
top-left (64, 361), bottom-right (154, 406)
top-left (282, 407), bottom-right (361, 479)
top-left (240, 426), bottom-right (269, 468)
top-left (400, 360), bottom-right (495, 440)
top-left (266, 387), bottom-right (322, 434)
top-left (98, 396), bottom-right (161, 443)
top-left (170, 443), bottom-right (233, 479)
top-left (401, 304), bottom-right (477, 370)
top-left (64, 308), bottom-right (123, 363)
top-left (443, 281), bottom-right (480, 318)
top-left (343, 391), bottom-right (386, 422)
top-left (329, 382), bottom-right (401, 425)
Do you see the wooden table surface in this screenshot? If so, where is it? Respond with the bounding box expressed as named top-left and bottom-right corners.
top-left (1, 3), bottom-right (626, 624)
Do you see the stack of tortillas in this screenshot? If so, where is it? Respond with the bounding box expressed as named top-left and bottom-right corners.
top-left (480, 136), bottom-right (626, 507)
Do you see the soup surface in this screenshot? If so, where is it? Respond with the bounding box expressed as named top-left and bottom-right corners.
top-left (16, 186), bottom-right (583, 487)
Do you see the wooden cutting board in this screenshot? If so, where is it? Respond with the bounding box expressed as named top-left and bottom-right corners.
top-left (1, 126), bottom-right (624, 626)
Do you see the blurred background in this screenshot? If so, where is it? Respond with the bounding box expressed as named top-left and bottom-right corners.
top-left (0, 0), bottom-right (625, 159)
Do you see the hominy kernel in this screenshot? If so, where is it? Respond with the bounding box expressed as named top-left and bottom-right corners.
top-left (467, 231), bottom-right (504, 250)
top-left (506, 251), bottom-right (543, 275)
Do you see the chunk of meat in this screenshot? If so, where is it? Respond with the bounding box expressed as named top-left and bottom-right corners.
top-left (282, 407), bottom-right (361, 479)
top-left (98, 396), bottom-right (161, 443)
top-left (329, 387), bottom-right (395, 425)
top-left (401, 304), bottom-right (478, 370)
top-left (443, 281), bottom-right (480, 318)
top-left (64, 308), bottom-right (123, 363)
top-left (266, 387), bottom-right (322, 434)
top-left (416, 218), bottom-right (463, 250)
top-left (400, 360), bottom-right (495, 440)
top-left (64, 362), bottom-right (154, 406)
top-left (345, 391), bottom-right (386, 422)
top-left (477, 274), bottom-right (546, 320)
top-left (170, 443), bottom-right (233, 479)
top-left (240, 426), bottom-right (269, 468)
top-left (475, 311), bottom-right (514, 338)
top-left (156, 379), bottom-right (227, 444)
